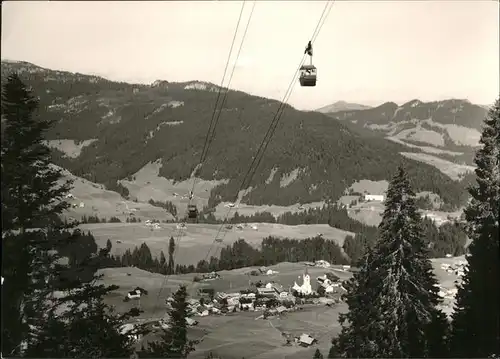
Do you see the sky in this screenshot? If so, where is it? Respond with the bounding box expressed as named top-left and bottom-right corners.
top-left (1, 1), bottom-right (499, 111)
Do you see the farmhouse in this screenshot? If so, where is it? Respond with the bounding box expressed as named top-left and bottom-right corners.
top-left (119, 323), bottom-right (142, 342)
top-left (364, 194), bottom-right (384, 202)
top-left (257, 287), bottom-right (277, 298)
top-left (298, 333), bottom-right (317, 347)
top-left (315, 260), bottom-right (331, 268)
top-left (202, 272), bottom-right (221, 281)
top-left (124, 287), bottom-right (148, 301)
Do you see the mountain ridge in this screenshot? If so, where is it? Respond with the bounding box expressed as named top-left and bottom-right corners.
top-left (324, 98), bottom-right (487, 167)
top-left (1, 60), bottom-right (471, 211)
top-left (316, 101), bottom-right (372, 114)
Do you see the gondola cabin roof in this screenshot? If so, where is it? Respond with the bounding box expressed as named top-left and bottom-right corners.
top-left (300, 64), bottom-right (316, 70)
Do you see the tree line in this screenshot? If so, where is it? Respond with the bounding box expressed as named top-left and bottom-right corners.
top-left (148, 199), bottom-right (178, 217)
top-left (200, 202), bottom-right (467, 264)
top-left (91, 234), bottom-right (348, 276)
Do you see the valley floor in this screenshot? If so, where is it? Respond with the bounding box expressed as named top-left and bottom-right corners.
top-left (98, 256), bottom-right (464, 358)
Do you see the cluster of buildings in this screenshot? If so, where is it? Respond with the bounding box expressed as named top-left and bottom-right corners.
top-left (120, 265), bottom-right (349, 348)
top-left (440, 258), bottom-right (467, 278)
top-left (144, 219), bottom-right (161, 230)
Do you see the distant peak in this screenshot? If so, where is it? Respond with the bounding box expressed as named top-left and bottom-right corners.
top-left (402, 99), bottom-right (423, 108)
top-left (151, 80), bottom-right (169, 88)
top-left (316, 100), bottom-right (372, 113)
top-left (376, 101), bottom-right (398, 108)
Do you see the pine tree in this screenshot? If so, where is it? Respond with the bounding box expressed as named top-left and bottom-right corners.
top-left (1, 73), bottom-right (72, 233)
top-left (332, 166), bottom-right (448, 357)
top-left (140, 285), bottom-right (196, 358)
top-left (168, 236), bottom-right (176, 274)
top-left (25, 296), bottom-right (136, 358)
top-left (313, 348), bottom-right (324, 359)
top-left (29, 249), bottom-right (140, 358)
top-left (1, 73), bottom-right (135, 357)
top-left (327, 341), bottom-right (338, 358)
top-left (450, 98), bottom-right (500, 357)
top-left (1, 73), bottom-right (72, 355)
top-left (160, 250), bottom-right (167, 274)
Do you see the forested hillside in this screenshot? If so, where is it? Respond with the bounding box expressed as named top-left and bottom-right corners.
top-left (1, 61), bottom-right (469, 209)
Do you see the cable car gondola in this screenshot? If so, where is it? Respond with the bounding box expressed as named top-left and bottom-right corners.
top-left (299, 40), bottom-right (317, 87)
top-left (187, 204), bottom-right (198, 223)
top-left (299, 65), bottom-right (317, 87)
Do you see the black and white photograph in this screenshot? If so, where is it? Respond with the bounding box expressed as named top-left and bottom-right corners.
top-left (1, 1), bottom-right (499, 358)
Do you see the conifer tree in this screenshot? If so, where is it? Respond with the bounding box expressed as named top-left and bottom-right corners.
top-left (331, 166), bottom-right (448, 357)
top-left (450, 98), bottom-right (500, 357)
top-left (313, 348), bottom-right (324, 359)
top-left (1, 73), bottom-right (135, 357)
top-left (168, 236), bottom-right (176, 274)
top-left (140, 285), bottom-right (196, 358)
top-left (1, 73), bottom-right (72, 355)
top-left (160, 250), bottom-right (167, 273)
top-left (1, 74), bottom-right (72, 233)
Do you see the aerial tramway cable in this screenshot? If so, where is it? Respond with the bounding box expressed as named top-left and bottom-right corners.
top-left (151, 0), bottom-right (256, 314)
top-left (190, 0), bottom-right (256, 197)
top-left (190, 1), bottom-right (335, 284)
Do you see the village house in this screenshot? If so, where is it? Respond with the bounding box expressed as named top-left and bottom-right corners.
top-left (202, 272), bottom-right (221, 281)
top-left (364, 194), bottom-right (384, 202)
top-left (124, 287), bottom-right (148, 301)
top-left (257, 287), bottom-right (278, 298)
top-left (315, 260), bottom-right (331, 268)
top-left (297, 333), bottom-right (317, 347)
top-left (119, 323), bottom-right (142, 342)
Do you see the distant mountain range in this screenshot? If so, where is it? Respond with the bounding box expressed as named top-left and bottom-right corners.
top-left (1, 60), bottom-right (473, 210)
top-left (316, 101), bottom-right (372, 113)
top-left (321, 99), bottom-right (488, 167)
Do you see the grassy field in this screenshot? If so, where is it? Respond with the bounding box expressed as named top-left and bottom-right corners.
top-left (118, 160), bottom-right (227, 217)
top-left (45, 139), bottom-right (97, 158)
top-left (187, 306), bottom-right (345, 359)
top-left (400, 152), bottom-right (475, 180)
top-left (387, 137), bottom-right (464, 156)
top-left (56, 165), bottom-right (173, 222)
top-left (82, 222), bottom-right (355, 266)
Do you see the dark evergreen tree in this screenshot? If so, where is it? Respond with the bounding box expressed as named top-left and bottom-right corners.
top-left (327, 341), bottom-right (339, 358)
top-left (1, 74), bottom-right (72, 233)
top-left (168, 236), bottom-right (176, 274)
top-left (25, 296), bottom-right (135, 358)
top-left (332, 166), bottom-right (448, 357)
top-left (1, 73), bottom-right (72, 355)
top-left (160, 250), bottom-right (167, 274)
top-left (106, 239), bottom-right (113, 252)
top-left (313, 348), bottom-right (324, 359)
top-left (140, 285), bottom-right (196, 358)
top-left (1, 73), bottom-right (135, 357)
top-left (450, 98), bottom-right (500, 357)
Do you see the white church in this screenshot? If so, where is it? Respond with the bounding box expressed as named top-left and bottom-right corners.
top-left (292, 268), bottom-right (313, 295)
